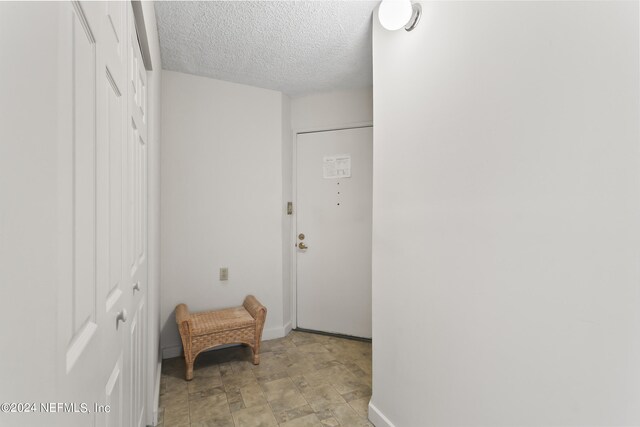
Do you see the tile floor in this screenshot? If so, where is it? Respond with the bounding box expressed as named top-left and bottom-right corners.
top-left (157, 330), bottom-right (373, 427)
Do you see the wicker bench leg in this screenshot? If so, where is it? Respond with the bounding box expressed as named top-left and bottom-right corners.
top-left (251, 344), bottom-right (260, 365)
top-left (185, 356), bottom-right (194, 381)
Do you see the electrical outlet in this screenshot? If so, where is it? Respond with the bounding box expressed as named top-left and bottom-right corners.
top-left (219, 267), bottom-right (228, 281)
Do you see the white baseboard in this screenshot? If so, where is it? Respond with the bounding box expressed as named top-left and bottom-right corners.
top-left (262, 325), bottom-right (287, 340)
top-left (162, 344), bottom-right (183, 359)
top-left (152, 359), bottom-right (162, 426)
top-left (284, 321), bottom-right (293, 335)
top-left (368, 401), bottom-right (396, 427)
top-left (161, 326), bottom-right (288, 359)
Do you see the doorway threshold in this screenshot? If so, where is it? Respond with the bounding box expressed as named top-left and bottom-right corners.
top-left (293, 327), bottom-right (372, 343)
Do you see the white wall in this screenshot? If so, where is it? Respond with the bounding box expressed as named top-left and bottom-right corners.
top-left (0, 2), bottom-right (59, 414)
top-left (371, 2), bottom-right (640, 426)
top-left (139, 2), bottom-right (162, 425)
top-left (160, 71), bottom-right (287, 357)
top-left (291, 87), bottom-right (373, 131)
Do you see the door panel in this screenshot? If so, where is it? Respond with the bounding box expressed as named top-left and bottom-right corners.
top-left (129, 302), bottom-right (146, 427)
top-left (58, 0), bottom-right (102, 393)
top-left (126, 9), bottom-right (148, 426)
top-left (104, 356), bottom-right (123, 427)
top-left (71, 5), bottom-right (97, 338)
top-left (106, 55), bottom-right (123, 311)
top-left (296, 127), bottom-right (373, 338)
top-left (97, 1), bottom-right (130, 425)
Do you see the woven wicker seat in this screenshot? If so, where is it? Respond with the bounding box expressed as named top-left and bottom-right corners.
top-left (175, 295), bottom-right (267, 380)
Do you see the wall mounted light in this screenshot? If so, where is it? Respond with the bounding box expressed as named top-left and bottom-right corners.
top-left (378, 0), bottom-right (421, 32)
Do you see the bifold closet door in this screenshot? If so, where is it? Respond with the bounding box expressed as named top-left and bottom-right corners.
top-left (55, 2), bottom-right (147, 426)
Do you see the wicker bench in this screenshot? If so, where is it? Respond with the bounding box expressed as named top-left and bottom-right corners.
top-left (175, 295), bottom-right (267, 380)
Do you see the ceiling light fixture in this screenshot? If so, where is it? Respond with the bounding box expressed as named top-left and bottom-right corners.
top-left (378, 0), bottom-right (421, 32)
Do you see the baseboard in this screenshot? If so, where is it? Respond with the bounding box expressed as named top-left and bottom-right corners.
top-left (161, 326), bottom-right (287, 359)
top-left (162, 344), bottom-right (183, 359)
top-left (284, 321), bottom-right (293, 335)
top-left (152, 359), bottom-right (161, 426)
top-left (262, 325), bottom-right (287, 340)
top-left (368, 401), bottom-right (396, 427)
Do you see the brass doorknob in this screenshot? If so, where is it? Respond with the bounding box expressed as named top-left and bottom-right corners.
top-left (298, 242), bottom-right (308, 250)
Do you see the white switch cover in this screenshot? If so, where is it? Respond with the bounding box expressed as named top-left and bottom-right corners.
top-left (220, 267), bottom-right (229, 281)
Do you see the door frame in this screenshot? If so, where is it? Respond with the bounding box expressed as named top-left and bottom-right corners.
top-left (290, 121), bottom-right (373, 331)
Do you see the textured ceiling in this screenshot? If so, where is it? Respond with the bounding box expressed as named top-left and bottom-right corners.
top-left (155, 1), bottom-right (378, 96)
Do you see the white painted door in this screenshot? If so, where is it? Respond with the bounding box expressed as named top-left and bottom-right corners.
top-left (296, 127), bottom-right (373, 338)
top-left (56, 3), bottom-right (108, 425)
top-left (55, 2), bottom-right (146, 426)
top-left (126, 8), bottom-right (148, 427)
top-left (99, 2), bottom-right (131, 425)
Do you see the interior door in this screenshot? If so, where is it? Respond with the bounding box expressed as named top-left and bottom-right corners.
top-left (296, 127), bottom-right (373, 338)
top-left (56, 2), bottom-right (131, 426)
top-left (99, 2), bottom-right (131, 425)
top-left (126, 8), bottom-right (148, 427)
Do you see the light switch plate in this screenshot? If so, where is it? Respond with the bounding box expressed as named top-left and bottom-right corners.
top-left (220, 267), bottom-right (228, 281)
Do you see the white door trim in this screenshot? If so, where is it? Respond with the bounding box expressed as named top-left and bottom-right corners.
top-left (289, 121), bottom-right (373, 331)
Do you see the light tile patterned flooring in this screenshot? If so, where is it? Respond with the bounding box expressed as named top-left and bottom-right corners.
top-left (158, 330), bottom-right (373, 427)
